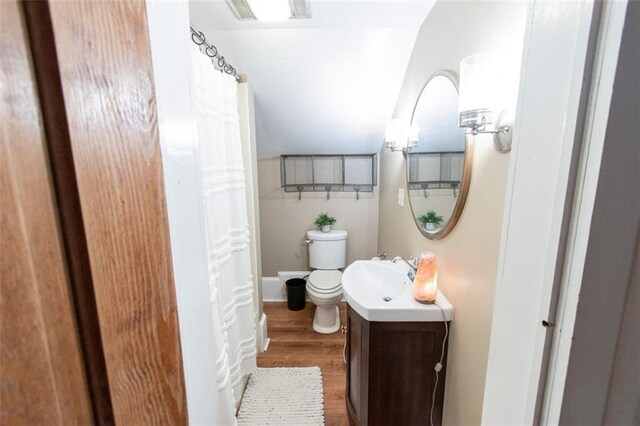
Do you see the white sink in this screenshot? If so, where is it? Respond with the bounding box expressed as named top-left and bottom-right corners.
top-left (342, 260), bottom-right (453, 322)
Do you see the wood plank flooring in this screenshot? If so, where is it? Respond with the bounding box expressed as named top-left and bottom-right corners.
top-left (258, 302), bottom-right (348, 426)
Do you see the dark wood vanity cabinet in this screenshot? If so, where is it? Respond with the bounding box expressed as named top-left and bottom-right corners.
top-left (346, 304), bottom-right (450, 426)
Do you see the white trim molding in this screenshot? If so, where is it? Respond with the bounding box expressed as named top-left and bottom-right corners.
top-left (482, 0), bottom-right (604, 423)
top-left (483, 0), bottom-right (636, 424)
top-left (256, 312), bottom-right (270, 353)
top-left (541, 1), bottom-right (636, 423)
top-left (146, 0), bottom-right (219, 423)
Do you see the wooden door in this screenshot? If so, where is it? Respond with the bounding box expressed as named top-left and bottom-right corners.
top-left (45, 1), bottom-right (187, 423)
top-left (2, 1), bottom-right (187, 424)
top-left (0, 1), bottom-right (93, 423)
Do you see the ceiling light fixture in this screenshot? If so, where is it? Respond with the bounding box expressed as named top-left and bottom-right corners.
top-left (247, 0), bottom-right (291, 21)
top-left (226, 0), bottom-right (311, 21)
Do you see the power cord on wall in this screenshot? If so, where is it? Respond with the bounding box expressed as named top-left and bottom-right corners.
top-left (342, 325), bottom-right (348, 364)
top-left (430, 301), bottom-right (449, 426)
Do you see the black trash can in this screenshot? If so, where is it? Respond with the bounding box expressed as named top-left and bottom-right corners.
top-left (285, 278), bottom-right (306, 311)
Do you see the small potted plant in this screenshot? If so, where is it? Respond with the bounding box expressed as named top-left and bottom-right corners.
top-left (314, 213), bottom-right (337, 233)
top-left (418, 210), bottom-right (444, 232)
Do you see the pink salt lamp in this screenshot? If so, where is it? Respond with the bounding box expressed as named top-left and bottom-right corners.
top-left (412, 251), bottom-right (438, 304)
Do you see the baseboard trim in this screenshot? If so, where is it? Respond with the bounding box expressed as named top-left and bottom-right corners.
top-left (261, 271), bottom-right (345, 303)
top-left (262, 271), bottom-right (310, 302)
top-left (256, 312), bottom-right (269, 353)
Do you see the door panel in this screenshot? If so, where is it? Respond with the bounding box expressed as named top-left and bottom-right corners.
top-left (0, 0), bottom-right (93, 423)
top-left (20, 2), bottom-right (114, 422)
top-left (46, 1), bottom-right (188, 423)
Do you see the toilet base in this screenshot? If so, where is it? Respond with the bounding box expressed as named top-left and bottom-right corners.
top-left (313, 305), bottom-right (340, 334)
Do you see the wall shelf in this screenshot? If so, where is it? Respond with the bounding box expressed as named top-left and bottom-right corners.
top-left (280, 154), bottom-right (377, 199)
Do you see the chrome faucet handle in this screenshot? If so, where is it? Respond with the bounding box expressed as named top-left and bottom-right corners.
top-left (377, 252), bottom-right (387, 260)
top-left (391, 256), bottom-right (418, 272)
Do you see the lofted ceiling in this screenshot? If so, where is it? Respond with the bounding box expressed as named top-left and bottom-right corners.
top-left (189, 1), bottom-right (435, 157)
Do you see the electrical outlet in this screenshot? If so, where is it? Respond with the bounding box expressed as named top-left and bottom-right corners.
top-left (397, 188), bottom-right (405, 207)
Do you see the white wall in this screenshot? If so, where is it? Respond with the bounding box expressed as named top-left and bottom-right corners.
top-left (146, 0), bottom-right (218, 423)
top-left (258, 157), bottom-right (379, 276)
top-left (189, 1), bottom-right (434, 157)
top-left (376, 2), bottom-right (527, 424)
top-left (603, 233), bottom-right (640, 425)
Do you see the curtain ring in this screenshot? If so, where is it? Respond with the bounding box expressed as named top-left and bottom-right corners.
top-left (191, 26), bottom-right (241, 82)
top-left (191, 31), bottom-right (205, 45)
top-left (205, 45), bottom-right (217, 58)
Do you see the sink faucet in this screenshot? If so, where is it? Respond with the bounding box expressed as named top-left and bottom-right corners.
top-left (392, 256), bottom-right (418, 271)
top-left (392, 256), bottom-right (418, 281)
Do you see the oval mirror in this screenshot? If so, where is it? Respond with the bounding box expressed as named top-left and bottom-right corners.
top-left (406, 71), bottom-right (472, 239)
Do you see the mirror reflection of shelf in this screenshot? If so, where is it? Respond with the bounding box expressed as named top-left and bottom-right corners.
top-left (280, 154), bottom-right (377, 200)
top-left (409, 181), bottom-right (460, 199)
top-left (407, 180), bottom-right (461, 190)
top-left (407, 151), bottom-right (464, 190)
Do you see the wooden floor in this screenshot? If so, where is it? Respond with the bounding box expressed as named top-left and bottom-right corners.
top-left (258, 302), bottom-right (348, 426)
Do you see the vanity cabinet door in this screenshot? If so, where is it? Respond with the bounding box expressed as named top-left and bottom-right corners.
top-left (346, 305), bottom-right (369, 425)
top-left (345, 304), bottom-right (449, 426)
top-left (368, 321), bottom-right (448, 426)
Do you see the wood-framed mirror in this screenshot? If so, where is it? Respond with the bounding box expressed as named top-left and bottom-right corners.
top-left (406, 71), bottom-right (472, 239)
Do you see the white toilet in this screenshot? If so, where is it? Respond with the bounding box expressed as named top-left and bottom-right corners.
top-left (305, 229), bottom-right (347, 334)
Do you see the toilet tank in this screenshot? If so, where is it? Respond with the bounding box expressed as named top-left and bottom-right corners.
top-left (307, 230), bottom-right (348, 269)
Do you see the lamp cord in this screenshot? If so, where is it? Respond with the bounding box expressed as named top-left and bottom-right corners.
top-left (430, 301), bottom-right (449, 426)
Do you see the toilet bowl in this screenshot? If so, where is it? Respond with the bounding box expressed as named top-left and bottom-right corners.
top-left (305, 229), bottom-right (347, 334)
top-left (306, 270), bottom-right (342, 334)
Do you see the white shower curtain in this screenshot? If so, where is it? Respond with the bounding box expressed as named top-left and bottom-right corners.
top-left (192, 45), bottom-right (257, 424)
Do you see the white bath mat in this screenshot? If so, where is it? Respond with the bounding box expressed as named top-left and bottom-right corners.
top-left (237, 367), bottom-right (325, 425)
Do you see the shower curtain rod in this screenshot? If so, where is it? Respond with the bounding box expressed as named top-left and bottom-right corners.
top-left (190, 25), bottom-right (242, 82)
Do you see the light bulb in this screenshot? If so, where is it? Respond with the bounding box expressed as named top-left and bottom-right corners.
top-left (247, 0), bottom-right (291, 21)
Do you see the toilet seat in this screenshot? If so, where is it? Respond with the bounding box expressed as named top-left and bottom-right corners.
top-left (307, 286), bottom-right (342, 301)
top-left (307, 270), bottom-right (342, 294)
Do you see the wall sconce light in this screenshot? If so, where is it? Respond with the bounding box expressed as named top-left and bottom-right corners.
top-left (458, 52), bottom-right (515, 153)
top-left (385, 118), bottom-right (419, 153)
